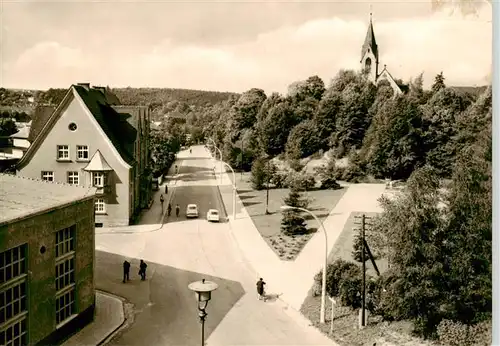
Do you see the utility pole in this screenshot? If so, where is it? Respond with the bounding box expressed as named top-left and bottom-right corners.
top-left (353, 213), bottom-right (373, 327)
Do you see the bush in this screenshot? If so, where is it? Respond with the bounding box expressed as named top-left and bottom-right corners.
top-left (314, 259), bottom-right (361, 300)
top-left (437, 319), bottom-right (492, 346)
top-left (285, 171), bottom-right (316, 191)
top-left (289, 158), bottom-right (305, 172)
top-left (271, 171), bottom-right (288, 188)
top-left (338, 268), bottom-right (362, 308)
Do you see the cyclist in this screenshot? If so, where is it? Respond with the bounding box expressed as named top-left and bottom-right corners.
top-left (175, 204), bottom-right (180, 217)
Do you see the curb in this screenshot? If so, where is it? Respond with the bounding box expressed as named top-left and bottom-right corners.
top-left (95, 290), bottom-right (129, 346)
top-left (213, 169), bottom-right (230, 222)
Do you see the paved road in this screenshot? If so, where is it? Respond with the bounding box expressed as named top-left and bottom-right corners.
top-left (163, 156), bottom-right (227, 224)
top-left (96, 146), bottom-right (335, 346)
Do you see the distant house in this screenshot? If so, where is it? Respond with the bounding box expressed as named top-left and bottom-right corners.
top-left (0, 173), bottom-right (97, 345)
top-left (0, 125), bottom-right (30, 160)
top-left (16, 83), bottom-right (152, 227)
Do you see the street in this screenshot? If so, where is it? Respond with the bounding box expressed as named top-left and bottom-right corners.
top-left (96, 146), bottom-right (335, 346)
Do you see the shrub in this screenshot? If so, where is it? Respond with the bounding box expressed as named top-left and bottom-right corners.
top-left (289, 158), bottom-right (305, 172)
top-left (437, 319), bottom-right (492, 346)
top-left (338, 267), bottom-right (362, 308)
top-left (271, 171), bottom-right (288, 188)
top-left (281, 187), bottom-right (308, 235)
top-left (314, 259), bottom-right (362, 301)
top-left (285, 171), bottom-right (316, 191)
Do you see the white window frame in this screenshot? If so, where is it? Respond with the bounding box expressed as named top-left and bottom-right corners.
top-left (67, 171), bottom-right (79, 185)
top-left (0, 244), bottom-right (28, 346)
top-left (95, 198), bottom-right (106, 214)
top-left (41, 171), bottom-right (54, 181)
top-left (76, 145), bottom-right (89, 161)
top-left (55, 226), bottom-right (76, 326)
top-left (57, 145), bottom-right (70, 160)
top-left (92, 172), bottom-right (107, 188)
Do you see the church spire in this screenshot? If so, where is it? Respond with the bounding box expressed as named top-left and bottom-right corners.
top-left (361, 9), bottom-right (379, 63)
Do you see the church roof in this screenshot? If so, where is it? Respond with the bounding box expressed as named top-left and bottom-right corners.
top-left (361, 15), bottom-right (379, 62)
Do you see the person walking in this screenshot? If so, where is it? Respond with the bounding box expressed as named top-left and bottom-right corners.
top-left (138, 260), bottom-right (148, 281)
top-left (175, 204), bottom-right (180, 217)
top-left (160, 194), bottom-right (164, 212)
top-left (167, 203), bottom-right (172, 217)
top-left (122, 260), bottom-right (131, 283)
top-left (165, 184), bottom-right (168, 194)
top-left (256, 278), bottom-right (266, 301)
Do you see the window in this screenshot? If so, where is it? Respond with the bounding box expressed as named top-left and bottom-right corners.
top-left (41, 171), bottom-right (54, 182)
top-left (0, 245), bottom-right (27, 284)
top-left (92, 172), bottom-right (107, 187)
top-left (56, 289), bottom-right (75, 325)
top-left (95, 198), bottom-right (106, 214)
top-left (0, 317), bottom-right (27, 346)
top-left (57, 145), bottom-right (70, 160)
top-left (0, 245), bottom-right (28, 346)
top-left (68, 123), bottom-right (77, 131)
top-left (55, 226), bottom-right (76, 326)
top-left (67, 172), bottom-right (79, 185)
top-left (76, 145), bottom-right (89, 160)
top-left (55, 226), bottom-right (75, 258)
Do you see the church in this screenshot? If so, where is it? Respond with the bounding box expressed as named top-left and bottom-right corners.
top-left (360, 13), bottom-right (405, 95)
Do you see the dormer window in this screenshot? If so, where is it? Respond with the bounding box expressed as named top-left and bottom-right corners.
top-left (92, 172), bottom-right (107, 187)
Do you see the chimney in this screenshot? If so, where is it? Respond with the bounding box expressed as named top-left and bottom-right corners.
top-left (77, 83), bottom-right (90, 90)
top-left (93, 86), bottom-right (106, 94)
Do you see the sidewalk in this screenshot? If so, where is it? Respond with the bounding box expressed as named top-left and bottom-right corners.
top-left (207, 147), bottom-right (386, 311)
top-left (62, 291), bottom-right (125, 346)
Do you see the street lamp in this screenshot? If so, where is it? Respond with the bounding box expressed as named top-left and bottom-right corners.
top-left (280, 205), bottom-right (328, 324)
top-left (188, 279), bottom-right (218, 346)
top-left (221, 161), bottom-right (237, 220)
top-left (208, 138), bottom-right (223, 184)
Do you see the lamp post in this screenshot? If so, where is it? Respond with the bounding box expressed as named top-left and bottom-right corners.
top-left (208, 138), bottom-right (223, 184)
top-left (280, 205), bottom-right (328, 324)
top-left (188, 279), bottom-right (218, 346)
top-left (221, 161), bottom-right (237, 220)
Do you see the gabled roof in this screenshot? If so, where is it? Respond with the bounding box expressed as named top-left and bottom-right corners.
top-left (16, 85), bottom-right (138, 170)
top-left (84, 150), bottom-right (114, 171)
top-left (73, 85), bottom-right (137, 166)
top-left (377, 65), bottom-right (402, 93)
top-left (0, 173), bottom-right (96, 225)
top-left (361, 14), bottom-right (379, 62)
top-left (29, 105), bottom-right (56, 142)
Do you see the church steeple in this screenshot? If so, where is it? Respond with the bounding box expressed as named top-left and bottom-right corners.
top-left (360, 9), bottom-right (379, 83)
top-left (361, 11), bottom-right (379, 62)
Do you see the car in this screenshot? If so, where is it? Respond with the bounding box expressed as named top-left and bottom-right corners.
top-left (186, 204), bottom-right (199, 218)
top-left (206, 209), bottom-right (220, 222)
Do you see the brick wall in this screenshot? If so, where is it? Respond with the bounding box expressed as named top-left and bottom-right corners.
top-left (0, 197), bottom-right (95, 345)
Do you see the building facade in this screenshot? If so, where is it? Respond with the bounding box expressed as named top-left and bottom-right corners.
top-left (0, 173), bottom-right (96, 345)
top-left (16, 84), bottom-right (152, 227)
top-left (360, 13), bottom-right (403, 95)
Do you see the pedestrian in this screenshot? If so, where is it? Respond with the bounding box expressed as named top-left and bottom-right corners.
top-left (122, 260), bottom-right (131, 283)
top-left (256, 278), bottom-right (266, 301)
top-left (138, 259), bottom-right (148, 281)
top-left (190, 148), bottom-right (192, 154)
top-left (165, 184), bottom-right (168, 194)
top-left (175, 165), bottom-right (178, 174)
top-left (160, 194), bottom-right (164, 211)
top-left (167, 203), bottom-right (172, 217)
top-left (175, 204), bottom-right (180, 217)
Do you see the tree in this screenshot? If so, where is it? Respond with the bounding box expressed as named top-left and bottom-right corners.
top-left (313, 89), bottom-right (342, 149)
top-left (285, 120), bottom-right (321, 160)
top-left (431, 72), bottom-right (446, 93)
top-left (232, 88), bottom-right (266, 130)
top-left (363, 94), bottom-right (425, 179)
top-left (421, 87), bottom-right (472, 177)
top-left (257, 100), bottom-right (296, 156)
top-left (250, 157), bottom-right (267, 190)
top-left (0, 118), bottom-right (18, 136)
top-left (352, 232), bottom-right (369, 263)
top-left (281, 187), bottom-right (308, 235)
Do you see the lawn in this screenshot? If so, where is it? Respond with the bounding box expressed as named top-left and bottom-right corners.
top-left (299, 211), bottom-right (437, 346)
top-left (233, 172), bottom-right (347, 261)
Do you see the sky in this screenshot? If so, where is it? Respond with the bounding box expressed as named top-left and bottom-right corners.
top-left (0, 0), bottom-right (492, 94)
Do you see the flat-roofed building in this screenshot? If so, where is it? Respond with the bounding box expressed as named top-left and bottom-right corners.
top-left (0, 173), bottom-right (96, 345)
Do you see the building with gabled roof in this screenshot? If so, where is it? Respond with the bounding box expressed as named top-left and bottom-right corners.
top-left (0, 173), bottom-right (97, 345)
top-left (16, 83), bottom-right (152, 227)
top-left (360, 13), bottom-right (403, 95)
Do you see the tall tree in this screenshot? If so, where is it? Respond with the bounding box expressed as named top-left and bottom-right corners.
top-left (431, 72), bottom-right (446, 93)
top-left (285, 120), bottom-right (322, 159)
top-left (232, 88), bottom-right (267, 130)
top-left (313, 89), bottom-right (342, 149)
top-left (257, 100), bottom-right (296, 156)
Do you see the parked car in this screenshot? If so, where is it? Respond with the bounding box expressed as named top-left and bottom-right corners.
top-left (206, 209), bottom-right (220, 222)
top-left (186, 204), bottom-right (199, 218)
